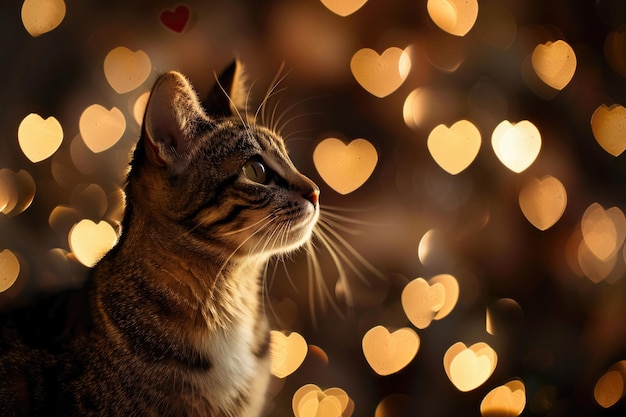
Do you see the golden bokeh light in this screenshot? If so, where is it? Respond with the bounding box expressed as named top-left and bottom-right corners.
top-left (480, 379), bottom-right (526, 417)
top-left (581, 203), bottom-right (620, 261)
top-left (0, 169), bottom-right (36, 217)
top-left (293, 384), bottom-right (353, 417)
top-left (79, 104), bottom-right (126, 153)
top-left (531, 40), bottom-right (577, 90)
top-left (594, 369), bottom-right (624, 409)
top-left (319, 0), bottom-right (368, 17)
top-left (103, 46), bottom-right (152, 94)
top-left (362, 326), bottom-right (419, 376)
top-left (68, 219), bottom-right (118, 267)
top-left (577, 237), bottom-right (617, 283)
top-left (313, 138), bottom-right (377, 194)
top-left (591, 104), bottom-right (626, 157)
top-left (427, 120), bottom-right (481, 175)
top-left (17, 113), bottom-right (63, 163)
top-left (491, 120), bottom-right (541, 173)
top-left (427, 0), bottom-right (479, 37)
top-left (429, 273), bottom-right (459, 320)
top-left (21, 0), bottom-right (66, 37)
top-left (350, 47), bottom-right (410, 98)
top-left (401, 277), bottom-right (445, 329)
top-left (518, 175), bottom-right (567, 231)
top-left (444, 342), bottom-right (497, 392)
top-left (132, 91), bottom-right (151, 126)
top-left (270, 330), bottom-right (308, 378)
top-left (0, 249), bottom-right (20, 293)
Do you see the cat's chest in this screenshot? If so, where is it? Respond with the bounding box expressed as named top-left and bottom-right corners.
top-left (191, 317), bottom-right (270, 415)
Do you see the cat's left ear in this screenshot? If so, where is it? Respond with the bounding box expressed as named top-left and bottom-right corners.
top-left (202, 60), bottom-right (247, 118)
top-left (143, 71), bottom-right (209, 168)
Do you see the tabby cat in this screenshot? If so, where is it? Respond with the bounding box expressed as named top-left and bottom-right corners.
top-left (0, 60), bottom-right (320, 416)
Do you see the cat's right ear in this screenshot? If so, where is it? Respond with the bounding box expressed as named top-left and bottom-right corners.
top-left (143, 71), bottom-right (209, 168)
top-left (202, 60), bottom-right (247, 118)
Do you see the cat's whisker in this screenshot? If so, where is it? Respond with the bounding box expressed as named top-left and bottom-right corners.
top-left (256, 62), bottom-right (289, 128)
top-left (316, 218), bottom-right (384, 282)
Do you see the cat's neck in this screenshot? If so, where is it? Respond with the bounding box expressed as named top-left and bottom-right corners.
top-left (95, 206), bottom-right (269, 329)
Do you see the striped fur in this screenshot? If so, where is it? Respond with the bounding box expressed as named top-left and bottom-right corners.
top-left (0, 61), bottom-right (319, 416)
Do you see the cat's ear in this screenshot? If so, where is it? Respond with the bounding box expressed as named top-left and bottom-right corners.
top-left (202, 60), bottom-right (247, 117)
top-left (143, 71), bottom-right (209, 168)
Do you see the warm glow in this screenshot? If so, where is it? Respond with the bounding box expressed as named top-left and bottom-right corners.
top-left (270, 330), bottom-right (308, 378)
top-left (531, 40), bottom-right (577, 90)
top-left (350, 47), bottom-right (410, 98)
top-left (401, 277), bottom-right (445, 329)
top-left (132, 91), bottom-right (151, 126)
top-left (430, 274), bottom-right (459, 320)
top-left (594, 370), bottom-right (624, 409)
top-left (79, 105), bottom-right (126, 153)
top-left (427, 120), bottom-right (481, 175)
top-left (491, 120), bottom-right (541, 173)
top-left (403, 88), bottom-right (431, 129)
top-left (444, 342), bottom-right (497, 392)
top-left (21, 0), bottom-right (66, 37)
top-left (427, 0), bottom-right (479, 37)
top-left (18, 113), bottom-right (63, 163)
top-left (0, 249), bottom-right (20, 292)
top-left (293, 384), bottom-right (352, 417)
top-left (362, 326), bottom-right (419, 376)
top-left (480, 380), bottom-right (526, 417)
top-left (581, 203), bottom-right (619, 261)
top-left (104, 46), bottom-right (152, 94)
top-left (320, 0), bottom-right (368, 17)
top-left (591, 104), bottom-right (626, 157)
top-left (0, 169), bottom-right (36, 217)
top-left (313, 138), bottom-right (377, 194)
top-left (518, 175), bottom-right (567, 230)
top-left (69, 219), bottom-right (118, 267)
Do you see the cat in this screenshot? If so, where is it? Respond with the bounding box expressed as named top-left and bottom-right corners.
top-left (0, 60), bottom-right (320, 417)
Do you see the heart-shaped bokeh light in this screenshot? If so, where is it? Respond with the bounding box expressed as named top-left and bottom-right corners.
top-left (401, 277), bottom-right (445, 329)
top-left (21, 0), bottom-right (66, 37)
top-left (491, 120), bottom-right (541, 173)
top-left (480, 380), bottom-right (526, 417)
top-left (69, 219), bottom-right (118, 267)
top-left (0, 249), bottom-right (20, 292)
top-left (293, 384), bottom-right (353, 417)
top-left (18, 113), bottom-right (63, 163)
top-left (313, 138), bottom-right (377, 194)
top-left (270, 330), bottom-right (308, 378)
top-left (531, 40), bottom-right (577, 90)
top-left (427, 120), bottom-right (481, 175)
top-left (160, 4), bottom-right (191, 33)
top-left (79, 105), bottom-right (126, 153)
top-left (581, 203), bottom-right (625, 261)
top-left (104, 46), bottom-right (152, 94)
top-left (350, 47), bottom-right (411, 98)
top-left (594, 361), bottom-right (626, 409)
top-left (0, 169), bottom-right (36, 217)
top-left (518, 175), bottom-right (567, 230)
top-left (591, 104), bottom-right (626, 157)
top-left (362, 326), bottom-right (419, 376)
top-left (444, 342), bottom-right (498, 392)
top-left (320, 0), bottom-right (368, 16)
top-left (427, 0), bottom-right (479, 37)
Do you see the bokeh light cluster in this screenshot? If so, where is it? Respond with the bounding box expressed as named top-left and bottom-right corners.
top-left (3, 0), bottom-right (626, 416)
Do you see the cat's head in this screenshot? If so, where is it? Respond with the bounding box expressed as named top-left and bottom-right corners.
top-left (127, 61), bottom-right (319, 261)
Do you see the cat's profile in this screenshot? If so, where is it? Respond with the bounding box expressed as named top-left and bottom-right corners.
top-left (0, 60), bottom-right (320, 417)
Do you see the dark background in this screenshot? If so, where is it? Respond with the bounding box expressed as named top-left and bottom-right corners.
top-left (2, 0), bottom-right (626, 416)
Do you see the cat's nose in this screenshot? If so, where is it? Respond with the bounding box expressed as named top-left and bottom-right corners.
top-left (305, 188), bottom-right (320, 206)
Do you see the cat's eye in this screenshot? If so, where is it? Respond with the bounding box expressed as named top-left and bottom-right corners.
top-left (242, 159), bottom-right (268, 184)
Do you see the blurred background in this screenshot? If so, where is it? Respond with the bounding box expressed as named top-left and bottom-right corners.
top-left (2, 0), bottom-right (626, 416)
